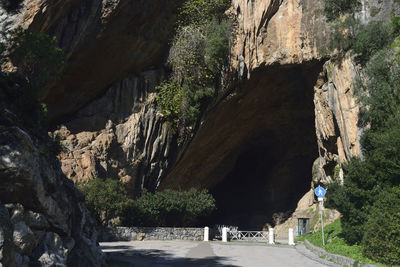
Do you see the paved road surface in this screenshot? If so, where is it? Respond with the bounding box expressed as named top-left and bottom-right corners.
top-left (101, 241), bottom-right (328, 267)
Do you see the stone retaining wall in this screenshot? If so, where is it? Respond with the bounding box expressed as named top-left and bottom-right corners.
top-left (304, 240), bottom-right (377, 267)
top-left (100, 227), bottom-right (204, 242)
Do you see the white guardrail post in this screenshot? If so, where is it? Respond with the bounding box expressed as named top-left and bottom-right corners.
top-left (204, 227), bottom-right (209, 241)
top-left (268, 228), bottom-right (275, 244)
top-left (288, 228), bottom-right (295, 245)
top-left (222, 227), bottom-right (228, 242)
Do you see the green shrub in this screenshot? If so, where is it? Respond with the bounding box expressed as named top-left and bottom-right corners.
top-left (325, 160), bottom-right (375, 244)
top-left (123, 188), bottom-right (216, 227)
top-left (6, 28), bottom-right (65, 89)
top-left (205, 19), bottom-right (231, 74)
top-left (326, 18), bottom-right (393, 64)
top-left (178, 0), bottom-right (231, 27)
top-left (354, 48), bottom-right (400, 129)
top-left (168, 26), bottom-right (206, 83)
top-left (155, 0), bottom-right (231, 133)
top-left (324, 0), bottom-right (360, 21)
top-left (0, 28), bottom-right (64, 132)
top-left (351, 22), bottom-right (392, 65)
top-left (155, 80), bottom-right (183, 124)
top-left (362, 187), bottom-right (400, 265)
top-left (157, 17), bottom-right (230, 131)
top-left (79, 179), bottom-right (133, 226)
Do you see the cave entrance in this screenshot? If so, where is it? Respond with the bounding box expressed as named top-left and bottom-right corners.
top-left (209, 128), bottom-right (316, 230)
top-left (161, 61), bottom-right (323, 230)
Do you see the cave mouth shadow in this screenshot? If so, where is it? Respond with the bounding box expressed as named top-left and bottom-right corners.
top-left (207, 62), bottom-right (323, 231)
top-left (209, 138), bottom-right (314, 231)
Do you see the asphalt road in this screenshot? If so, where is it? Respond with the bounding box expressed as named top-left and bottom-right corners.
top-left (101, 240), bottom-right (329, 267)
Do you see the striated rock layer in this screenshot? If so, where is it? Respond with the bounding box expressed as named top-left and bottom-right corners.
top-left (55, 70), bottom-right (178, 196)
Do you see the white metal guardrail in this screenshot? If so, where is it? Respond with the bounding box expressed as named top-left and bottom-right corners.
top-left (229, 230), bottom-right (269, 242)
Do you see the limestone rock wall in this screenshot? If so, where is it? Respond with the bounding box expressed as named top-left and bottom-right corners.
top-left (55, 70), bottom-right (179, 195)
top-left (313, 55), bottom-right (362, 185)
top-left (230, 0), bottom-right (327, 77)
top-left (0, 124), bottom-right (105, 266)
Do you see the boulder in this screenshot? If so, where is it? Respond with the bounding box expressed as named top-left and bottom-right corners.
top-left (13, 221), bottom-right (36, 255)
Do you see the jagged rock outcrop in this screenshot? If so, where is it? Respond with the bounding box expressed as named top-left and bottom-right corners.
top-left (55, 70), bottom-right (178, 195)
top-left (313, 55), bottom-right (361, 185)
top-left (230, 0), bottom-right (327, 75)
top-left (0, 123), bottom-right (105, 266)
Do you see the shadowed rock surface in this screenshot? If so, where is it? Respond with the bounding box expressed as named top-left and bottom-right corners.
top-left (0, 121), bottom-right (105, 266)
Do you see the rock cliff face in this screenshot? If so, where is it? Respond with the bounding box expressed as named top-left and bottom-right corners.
top-left (0, 123), bottom-right (105, 266)
top-left (1, 0), bottom-right (184, 121)
top-left (54, 70), bottom-right (178, 195)
top-left (1, 0), bottom-right (397, 235)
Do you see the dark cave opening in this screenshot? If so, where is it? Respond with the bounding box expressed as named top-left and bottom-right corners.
top-left (209, 132), bottom-right (316, 230)
top-left (207, 64), bottom-right (322, 230)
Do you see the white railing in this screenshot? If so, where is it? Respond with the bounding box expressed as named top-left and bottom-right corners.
top-left (229, 230), bottom-right (269, 242)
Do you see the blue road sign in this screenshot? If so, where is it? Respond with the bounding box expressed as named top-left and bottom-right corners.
top-left (315, 186), bottom-right (326, 197)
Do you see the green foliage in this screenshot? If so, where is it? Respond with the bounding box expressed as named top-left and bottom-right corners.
top-left (0, 28), bottom-right (64, 132)
top-left (156, 5), bottom-right (231, 132)
top-left (6, 28), bottom-right (65, 89)
top-left (123, 188), bottom-right (216, 227)
top-left (304, 219), bottom-right (380, 265)
top-left (326, 18), bottom-right (393, 65)
top-left (351, 22), bottom-right (392, 65)
top-left (178, 0), bottom-right (231, 27)
top-left (205, 19), bottom-right (231, 74)
top-left (325, 17), bottom-right (357, 53)
top-left (391, 15), bottom-right (400, 35)
top-left (362, 187), bottom-right (400, 265)
top-left (325, 161), bottom-right (375, 244)
top-left (324, 0), bottom-right (360, 21)
top-left (79, 179), bottom-right (133, 226)
top-left (354, 48), bottom-right (400, 129)
top-left (156, 80), bottom-right (183, 124)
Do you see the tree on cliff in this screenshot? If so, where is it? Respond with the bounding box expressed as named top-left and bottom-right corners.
top-left (0, 28), bottom-right (64, 131)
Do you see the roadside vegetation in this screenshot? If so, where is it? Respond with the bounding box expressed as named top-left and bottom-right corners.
top-left (80, 179), bottom-right (216, 227)
top-left (297, 219), bottom-right (382, 266)
top-left (79, 179), bottom-right (133, 226)
top-left (321, 1), bottom-right (400, 265)
top-left (123, 188), bottom-right (216, 227)
top-left (156, 0), bottom-right (232, 138)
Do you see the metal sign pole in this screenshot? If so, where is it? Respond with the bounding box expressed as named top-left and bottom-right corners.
top-left (319, 197), bottom-right (325, 246)
top-left (315, 186), bottom-right (327, 247)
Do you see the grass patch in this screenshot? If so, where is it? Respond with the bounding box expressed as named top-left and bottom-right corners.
top-left (304, 219), bottom-right (384, 266)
